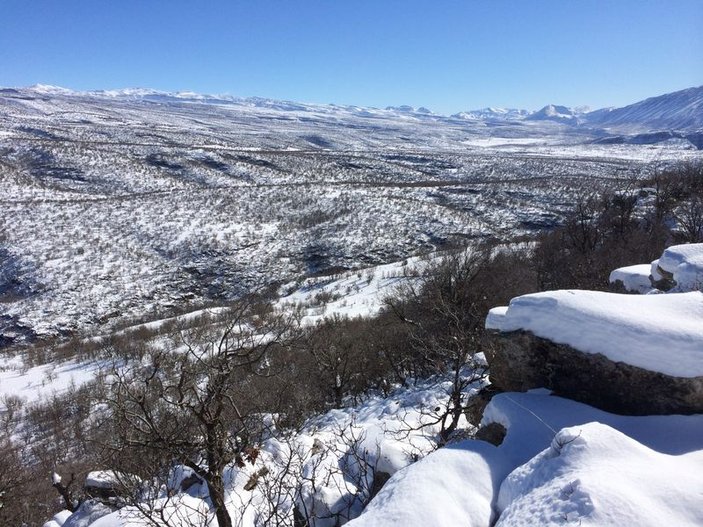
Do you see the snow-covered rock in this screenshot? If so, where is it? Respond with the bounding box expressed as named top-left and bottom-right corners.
top-left (41, 510), bottom-right (72, 527)
top-left (485, 289), bottom-right (703, 378)
top-left (347, 439), bottom-right (506, 527)
top-left (84, 471), bottom-right (123, 490)
top-left (485, 289), bottom-right (703, 413)
top-left (61, 500), bottom-right (114, 527)
top-left (608, 263), bottom-right (654, 294)
top-left (350, 392), bottom-right (703, 527)
top-left (496, 422), bottom-right (703, 526)
top-left (656, 243), bottom-right (703, 292)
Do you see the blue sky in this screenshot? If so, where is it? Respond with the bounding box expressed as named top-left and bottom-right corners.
top-left (1, 0), bottom-right (701, 114)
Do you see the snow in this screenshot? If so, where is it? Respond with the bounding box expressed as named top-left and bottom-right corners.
top-left (608, 263), bottom-right (653, 293)
top-left (657, 243), bottom-right (703, 291)
top-left (277, 256), bottom-right (429, 324)
top-left (42, 510), bottom-right (72, 527)
top-left (62, 500), bottom-right (115, 527)
top-left (484, 305), bottom-right (509, 329)
top-left (350, 391), bottom-right (703, 527)
top-left (496, 422), bottom-right (703, 526)
top-left (0, 356), bottom-right (105, 408)
top-left (84, 471), bottom-right (124, 489)
top-left (2, 83), bottom-right (699, 342)
top-left (348, 439), bottom-right (504, 527)
top-left (9, 84), bottom-right (703, 526)
top-left (485, 290), bottom-right (703, 377)
top-left (67, 376), bottom-right (482, 527)
top-left (86, 496), bottom-right (211, 527)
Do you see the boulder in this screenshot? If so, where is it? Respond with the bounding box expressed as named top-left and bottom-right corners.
top-left (655, 243), bottom-right (703, 291)
top-left (83, 470), bottom-right (139, 502)
top-left (608, 264), bottom-right (655, 294)
top-left (485, 329), bottom-right (703, 415)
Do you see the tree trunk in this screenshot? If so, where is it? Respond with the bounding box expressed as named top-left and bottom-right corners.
top-left (207, 474), bottom-right (232, 527)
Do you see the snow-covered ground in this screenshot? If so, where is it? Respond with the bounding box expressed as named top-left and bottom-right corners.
top-left (277, 255), bottom-right (431, 324)
top-left (56, 376), bottom-right (486, 527)
top-left (1, 85), bottom-right (700, 343)
top-left (46, 387), bottom-right (703, 527)
top-left (0, 355), bottom-right (104, 407)
top-left (33, 243), bottom-right (703, 527)
top-left (1, 85), bottom-right (700, 526)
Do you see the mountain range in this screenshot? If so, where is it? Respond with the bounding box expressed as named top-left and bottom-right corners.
top-left (9, 83), bottom-right (703, 135)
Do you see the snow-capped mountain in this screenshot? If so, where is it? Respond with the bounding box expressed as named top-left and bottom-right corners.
top-left (385, 105), bottom-right (433, 115)
top-left (451, 107), bottom-right (531, 121)
top-left (451, 86), bottom-right (703, 133)
top-left (525, 104), bottom-right (589, 124)
top-left (584, 85), bottom-right (703, 131)
top-left (14, 83), bottom-right (703, 133)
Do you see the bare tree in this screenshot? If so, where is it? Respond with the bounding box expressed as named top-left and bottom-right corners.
top-left (674, 197), bottom-right (703, 242)
top-left (385, 249), bottom-right (493, 444)
top-left (102, 298), bottom-right (299, 527)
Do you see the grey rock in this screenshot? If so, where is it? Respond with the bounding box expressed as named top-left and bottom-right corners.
top-left (485, 330), bottom-right (703, 415)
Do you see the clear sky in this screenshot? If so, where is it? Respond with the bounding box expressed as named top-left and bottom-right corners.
top-left (1, 0), bottom-right (701, 114)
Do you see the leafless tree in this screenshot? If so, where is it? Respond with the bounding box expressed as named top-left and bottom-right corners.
top-left (674, 197), bottom-right (703, 242)
top-left (101, 297), bottom-right (300, 527)
top-left (385, 249), bottom-right (493, 444)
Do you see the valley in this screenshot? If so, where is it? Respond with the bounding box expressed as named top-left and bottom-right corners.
top-left (1, 86), bottom-right (700, 345)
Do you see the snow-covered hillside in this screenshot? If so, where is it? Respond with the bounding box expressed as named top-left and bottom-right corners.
top-left (585, 85), bottom-right (703, 132)
top-left (3, 85), bottom-right (699, 343)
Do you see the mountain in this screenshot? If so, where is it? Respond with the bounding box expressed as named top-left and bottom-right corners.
top-left (16, 84), bottom-right (703, 133)
top-left (451, 86), bottom-right (703, 133)
top-left (385, 105), bottom-right (433, 115)
top-left (525, 104), bottom-right (588, 124)
top-left (584, 86), bottom-right (703, 131)
top-left (451, 107), bottom-right (530, 121)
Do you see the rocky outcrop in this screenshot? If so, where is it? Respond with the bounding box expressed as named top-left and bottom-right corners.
top-left (485, 330), bottom-right (703, 415)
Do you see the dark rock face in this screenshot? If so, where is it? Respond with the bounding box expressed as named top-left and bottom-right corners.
top-left (608, 279), bottom-right (631, 294)
top-left (464, 385), bottom-right (502, 426)
top-left (369, 471), bottom-right (392, 501)
top-left (474, 422), bottom-right (507, 446)
top-left (485, 330), bottom-right (703, 415)
top-left (652, 264), bottom-right (676, 291)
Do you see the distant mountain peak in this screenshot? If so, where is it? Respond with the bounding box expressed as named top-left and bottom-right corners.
top-left (525, 104), bottom-right (587, 123)
top-left (30, 84), bottom-right (76, 95)
top-left (451, 107), bottom-right (530, 121)
top-left (385, 105), bottom-right (434, 115)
